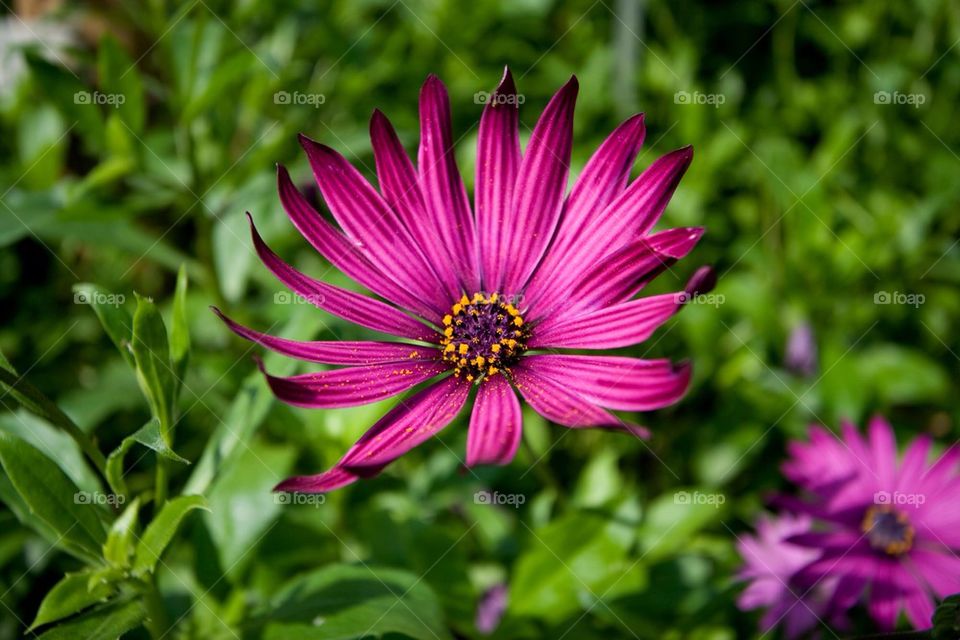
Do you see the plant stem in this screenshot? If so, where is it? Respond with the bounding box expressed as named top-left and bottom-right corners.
top-left (141, 577), bottom-right (170, 640)
top-left (155, 457), bottom-right (169, 509)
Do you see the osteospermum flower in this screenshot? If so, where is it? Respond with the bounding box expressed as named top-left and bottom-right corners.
top-left (213, 69), bottom-right (706, 493)
top-left (772, 417), bottom-right (960, 631)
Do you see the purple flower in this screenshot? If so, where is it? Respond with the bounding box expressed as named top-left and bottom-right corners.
top-left (214, 69), bottom-right (703, 493)
top-left (768, 417), bottom-right (960, 631)
top-left (785, 322), bottom-right (817, 377)
top-left (475, 584), bottom-right (508, 634)
top-left (737, 513), bottom-right (850, 638)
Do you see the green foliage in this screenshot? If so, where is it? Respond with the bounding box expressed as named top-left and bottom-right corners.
top-left (1, 1), bottom-right (958, 639)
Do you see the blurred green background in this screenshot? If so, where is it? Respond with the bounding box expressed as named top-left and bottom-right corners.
top-left (1, 0), bottom-right (959, 638)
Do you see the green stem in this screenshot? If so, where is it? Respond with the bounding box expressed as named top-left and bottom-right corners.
top-left (154, 457), bottom-right (169, 509)
top-left (141, 577), bottom-right (170, 640)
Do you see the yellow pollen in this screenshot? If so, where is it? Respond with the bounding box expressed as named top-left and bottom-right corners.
top-left (460, 294), bottom-right (470, 306)
top-left (444, 327), bottom-right (454, 338)
top-left (458, 344), bottom-right (469, 355)
top-left (513, 317), bottom-right (523, 327)
top-left (491, 344), bottom-right (501, 353)
top-left (442, 314), bottom-right (452, 326)
top-left (452, 304), bottom-right (462, 315)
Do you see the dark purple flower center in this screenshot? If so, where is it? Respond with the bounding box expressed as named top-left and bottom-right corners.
top-left (440, 293), bottom-right (527, 382)
top-left (862, 506), bottom-right (915, 556)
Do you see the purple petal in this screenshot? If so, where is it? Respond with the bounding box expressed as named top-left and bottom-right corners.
top-left (467, 375), bottom-right (522, 466)
top-left (418, 75), bottom-right (479, 292)
top-left (868, 414), bottom-right (897, 488)
top-left (475, 67), bottom-right (521, 291)
top-left (258, 358), bottom-right (447, 409)
top-left (213, 307), bottom-right (440, 365)
top-left (519, 355), bottom-right (691, 412)
top-left (525, 146), bottom-right (692, 313)
top-left (535, 227), bottom-right (703, 320)
top-left (340, 375), bottom-right (470, 471)
top-left (475, 584), bottom-right (508, 635)
top-left (277, 165), bottom-right (440, 320)
top-left (511, 360), bottom-right (650, 438)
top-left (501, 76), bottom-right (578, 294)
top-left (248, 214), bottom-right (437, 342)
top-left (529, 293), bottom-right (681, 350)
top-left (370, 110), bottom-right (461, 301)
top-left (274, 467), bottom-right (356, 494)
top-left (524, 113), bottom-right (646, 305)
top-left (298, 135), bottom-right (449, 311)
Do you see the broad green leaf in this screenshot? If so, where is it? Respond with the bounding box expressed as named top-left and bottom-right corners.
top-left (509, 509), bottom-right (643, 623)
top-left (0, 434), bottom-right (106, 560)
top-left (131, 294), bottom-right (175, 440)
top-left (0, 411), bottom-right (102, 493)
top-left (103, 498), bottom-right (139, 568)
top-left (133, 495), bottom-right (208, 574)
top-left (30, 571), bottom-right (115, 630)
top-left (72, 283), bottom-right (134, 367)
top-left (171, 265), bottom-right (190, 384)
top-left (0, 473), bottom-right (63, 551)
top-left (204, 440), bottom-right (295, 576)
top-left (638, 489), bottom-right (727, 562)
top-left (37, 598), bottom-right (144, 640)
top-left (261, 564), bottom-right (451, 640)
top-left (97, 35), bottom-right (145, 133)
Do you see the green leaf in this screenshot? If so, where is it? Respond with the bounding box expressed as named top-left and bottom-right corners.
top-left (103, 498), bottom-right (139, 568)
top-left (133, 495), bottom-right (208, 574)
top-left (261, 564), bottom-right (452, 640)
top-left (203, 440), bottom-right (294, 576)
top-left (131, 294), bottom-right (175, 440)
top-left (72, 283), bottom-right (134, 367)
top-left (0, 411), bottom-right (102, 493)
top-left (36, 598), bottom-right (144, 640)
top-left (509, 510), bottom-right (642, 623)
top-left (171, 264), bottom-right (190, 384)
top-left (106, 418), bottom-right (190, 495)
top-left (97, 35), bottom-right (145, 133)
top-left (30, 571), bottom-right (115, 630)
top-left (0, 434), bottom-right (106, 560)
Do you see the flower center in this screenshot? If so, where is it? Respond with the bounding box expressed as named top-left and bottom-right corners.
top-left (862, 505), bottom-right (915, 556)
top-left (440, 293), bottom-right (527, 382)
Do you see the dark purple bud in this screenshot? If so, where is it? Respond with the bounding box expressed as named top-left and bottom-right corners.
top-left (683, 265), bottom-right (716, 302)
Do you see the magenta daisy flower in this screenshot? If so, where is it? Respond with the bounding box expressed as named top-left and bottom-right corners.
top-left (777, 416), bottom-right (960, 631)
top-left (737, 513), bottom-right (851, 639)
top-left (213, 69), bottom-right (704, 493)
